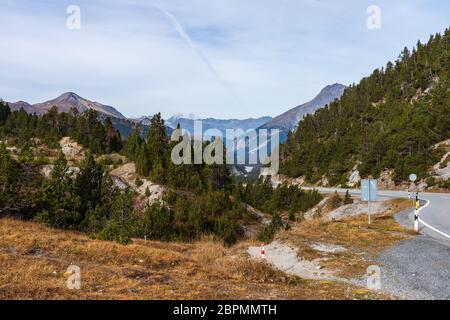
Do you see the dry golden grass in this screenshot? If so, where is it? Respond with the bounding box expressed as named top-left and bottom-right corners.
top-left (278, 199), bottom-right (413, 278)
top-left (0, 218), bottom-right (388, 300)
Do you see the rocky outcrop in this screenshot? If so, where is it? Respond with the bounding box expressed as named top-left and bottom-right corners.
top-left (431, 139), bottom-right (450, 181)
top-left (40, 165), bottom-right (80, 178)
top-left (109, 162), bottom-right (165, 203)
top-left (377, 170), bottom-right (396, 190)
top-left (59, 137), bottom-right (85, 160)
top-left (347, 163), bottom-right (361, 187)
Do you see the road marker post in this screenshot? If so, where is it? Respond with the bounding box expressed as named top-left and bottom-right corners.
top-left (409, 174), bottom-right (419, 232)
top-left (414, 192), bottom-right (419, 232)
top-left (260, 243), bottom-right (266, 259)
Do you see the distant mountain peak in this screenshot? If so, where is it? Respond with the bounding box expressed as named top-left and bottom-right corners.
top-left (58, 92), bottom-right (80, 99)
top-left (54, 92), bottom-right (82, 105)
top-left (260, 83), bottom-right (346, 134)
top-left (326, 83), bottom-right (344, 88)
top-left (8, 92), bottom-right (126, 119)
top-left (131, 115), bottom-right (153, 126)
top-left (321, 83), bottom-right (346, 92)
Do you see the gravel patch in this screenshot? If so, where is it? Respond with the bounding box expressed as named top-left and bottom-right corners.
top-left (248, 241), bottom-right (339, 281)
top-left (323, 200), bottom-right (391, 222)
top-left (377, 209), bottom-right (450, 300)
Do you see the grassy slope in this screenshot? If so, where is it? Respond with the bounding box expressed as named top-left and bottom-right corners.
top-left (278, 199), bottom-right (413, 279)
top-left (0, 217), bottom-right (393, 300)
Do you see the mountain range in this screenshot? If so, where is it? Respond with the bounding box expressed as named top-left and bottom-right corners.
top-left (238, 83), bottom-right (346, 170)
top-left (8, 92), bottom-right (126, 119)
top-left (280, 29), bottom-right (450, 185)
top-left (259, 83), bottom-right (346, 141)
top-left (5, 83), bottom-right (345, 140)
top-left (6, 93), bottom-right (145, 138)
top-left (165, 116), bottom-right (273, 139)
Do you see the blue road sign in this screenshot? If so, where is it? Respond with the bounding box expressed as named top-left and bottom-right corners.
top-left (361, 179), bottom-right (378, 201)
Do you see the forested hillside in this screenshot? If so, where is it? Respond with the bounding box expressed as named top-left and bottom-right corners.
top-left (280, 29), bottom-right (450, 185)
top-left (0, 102), bottom-right (322, 245)
top-left (0, 104), bottom-right (123, 154)
top-left (121, 114), bottom-right (322, 244)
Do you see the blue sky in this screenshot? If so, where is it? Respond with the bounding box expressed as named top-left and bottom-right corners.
top-left (0, 0), bottom-right (449, 119)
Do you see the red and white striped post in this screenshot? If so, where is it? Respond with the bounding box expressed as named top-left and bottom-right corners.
top-left (260, 243), bottom-right (266, 259)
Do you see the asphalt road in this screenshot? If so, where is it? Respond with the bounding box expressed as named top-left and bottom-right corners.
top-left (378, 208), bottom-right (450, 299)
top-left (271, 183), bottom-right (450, 298)
top-left (309, 187), bottom-right (450, 242)
top-left (310, 187), bottom-right (450, 299)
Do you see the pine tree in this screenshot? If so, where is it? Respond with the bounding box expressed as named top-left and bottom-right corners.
top-left (141, 186), bottom-right (148, 199)
top-left (215, 213), bottom-right (238, 246)
top-left (124, 127), bottom-right (143, 160)
top-left (0, 101), bottom-right (11, 126)
top-left (35, 151), bottom-right (78, 227)
top-left (74, 151), bottom-right (105, 215)
top-left (51, 152), bottom-right (69, 182)
top-left (19, 143), bottom-right (34, 163)
top-left (135, 144), bottom-right (151, 176)
top-left (104, 117), bottom-right (123, 153)
top-left (0, 143), bottom-right (21, 209)
top-left (147, 113), bottom-right (168, 177)
top-left (99, 191), bottom-right (134, 244)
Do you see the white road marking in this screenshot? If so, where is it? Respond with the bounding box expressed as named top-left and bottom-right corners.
top-left (302, 187), bottom-right (450, 240)
top-left (418, 198), bottom-right (450, 240)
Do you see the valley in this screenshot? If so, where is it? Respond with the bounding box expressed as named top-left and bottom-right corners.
top-left (0, 25), bottom-right (449, 302)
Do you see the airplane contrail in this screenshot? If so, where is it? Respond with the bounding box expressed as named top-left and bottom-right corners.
top-left (152, 3), bottom-right (243, 108)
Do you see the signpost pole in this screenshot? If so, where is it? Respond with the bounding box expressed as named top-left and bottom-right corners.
top-left (361, 179), bottom-right (376, 226)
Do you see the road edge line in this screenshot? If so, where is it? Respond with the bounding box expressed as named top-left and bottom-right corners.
top-left (418, 199), bottom-right (450, 240)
